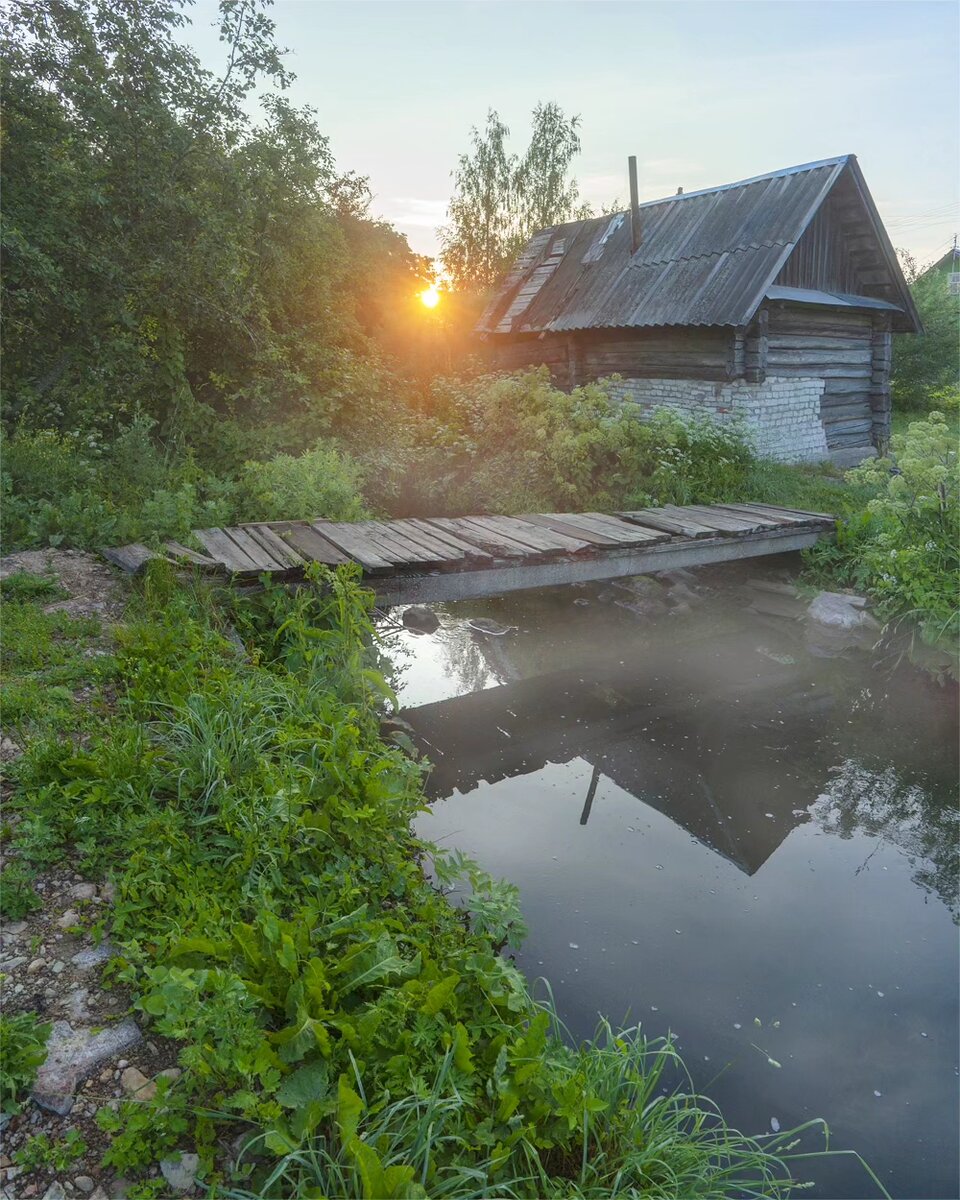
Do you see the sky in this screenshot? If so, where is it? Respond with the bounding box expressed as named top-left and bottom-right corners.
top-left (183, 0), bottom-right (960, 267)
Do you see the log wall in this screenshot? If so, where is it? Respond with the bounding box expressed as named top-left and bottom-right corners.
top-left (489, 327), bottom-right (734, 387)
top-left (766, 303), bottom-right (877, 452)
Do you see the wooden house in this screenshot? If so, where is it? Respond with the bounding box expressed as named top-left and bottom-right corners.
top-left (476, 155), bottom-right (921, 465)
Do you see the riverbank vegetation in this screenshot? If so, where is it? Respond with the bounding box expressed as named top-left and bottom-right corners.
top-left (2, 562), bottom-right (844, 1197)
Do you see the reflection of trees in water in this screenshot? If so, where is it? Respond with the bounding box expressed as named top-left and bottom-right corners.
top-left (374, 617), bottom-right (413, 697)
top-left (811, 760), bottom-right (960, 922)
top-left (437, 623), bottom-right (507, 693)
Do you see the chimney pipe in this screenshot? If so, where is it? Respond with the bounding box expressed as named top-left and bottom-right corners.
top-left (628, 155), bottom-right (641, 253)
top-left (676, 186), bottom-right (683, 195)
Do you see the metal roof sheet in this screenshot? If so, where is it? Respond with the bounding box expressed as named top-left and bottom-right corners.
top-left (478, 155), bottom-right (917, 335)
top-left (765, 285), bottom-right (904, 313)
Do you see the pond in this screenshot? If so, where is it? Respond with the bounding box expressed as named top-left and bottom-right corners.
top-left (377, 558), bottom-right (959, 1200)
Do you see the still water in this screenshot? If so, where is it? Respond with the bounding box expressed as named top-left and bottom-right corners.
top-left (377, 560), bottom-right (959, 1200)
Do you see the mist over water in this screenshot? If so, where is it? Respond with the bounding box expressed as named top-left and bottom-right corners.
top-left (377, 560), bottom-right (959, 1200)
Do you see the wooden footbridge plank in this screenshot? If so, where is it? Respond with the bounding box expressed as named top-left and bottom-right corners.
top-left (103, 504), bottom-right (836, 603)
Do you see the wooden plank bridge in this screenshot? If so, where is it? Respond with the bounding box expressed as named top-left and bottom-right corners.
top-left (104, 503), bottom-right (835, 604)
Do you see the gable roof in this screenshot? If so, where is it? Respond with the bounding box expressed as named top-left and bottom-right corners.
top-left (478, 155), bottom-right (921, 336)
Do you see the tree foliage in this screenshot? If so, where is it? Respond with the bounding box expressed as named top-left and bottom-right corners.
top-left (891, 250), bottom-right (960, 410)
top-left (1, 0), bottom-right (429, 439)
top-left (439, 103), bottom-right (588, 290)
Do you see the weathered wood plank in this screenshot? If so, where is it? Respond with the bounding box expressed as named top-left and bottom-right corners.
top-left (102, 543), bottom-right (157, 575)
top-left (163, 541), bottom-right (220, 568)
top-left (195, 528), bottom-right (262, 572)
top-left (550, 513), bottom-right (666, 545)
top-left (714, 503), bottom-right (819, 527)
top-left (703, 505), bottom-right (784, 530)
top-left (271, 522), bottom-right (352, 566)
top-left (428, 517), bottom-right (525, 558)
top-left (380, 520), bottom-right (467, 563)
top-left (521, 513), bottom-right (623, 546)
top-left (659, 506), bottom-right (756, 534)
top-left (616, 509), bottom-right (716, 539)
top-left (312, 522), bottom-right (395, 571)
top-left (366, 521), bottom-right (452, 566)
top-left (736, 502), bottom-right (836, 521)
top-left (242, 525), bottom-right (306, 570)
top-left (479, 515), bottom-right (593, 554)
top-left (223, 526), bottom-right (284, 571)
top-left (446, 516), bottom-right (543, 557)
top-left (411, 519), bottom-right (494, 561)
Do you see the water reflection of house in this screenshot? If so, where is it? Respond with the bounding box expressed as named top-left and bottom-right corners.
top-left (402, 652), bottom-right (830, 876)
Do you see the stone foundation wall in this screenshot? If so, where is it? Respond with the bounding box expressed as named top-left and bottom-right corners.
top-left (605, 376), bottom-right (829, 464)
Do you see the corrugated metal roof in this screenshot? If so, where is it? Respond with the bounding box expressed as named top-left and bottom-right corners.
top-left (479, 155), bottom-right (884, 334)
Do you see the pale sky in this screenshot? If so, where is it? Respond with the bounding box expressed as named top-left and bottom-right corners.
top-left (184, 0), bottom-right (960, 267)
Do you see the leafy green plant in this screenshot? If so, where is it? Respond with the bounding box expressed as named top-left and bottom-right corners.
top-left (15, 1129), bottom-right (87, 1171)
top-left (0, 1012), bottom-right (51, 1113)
top-left (236, 444), bottom-right (368, 524)
top-left (97, 1084), bottom-right (192, 1172)
top-left (891, 260), bottom-right (960, 411)
top-left (0, 860), bottom-right (42, 919)
top-left (398, 368), bottom-right (753, 517)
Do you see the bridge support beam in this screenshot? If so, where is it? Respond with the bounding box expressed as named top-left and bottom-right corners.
top-left (369, 528), bottom-right (829, 606)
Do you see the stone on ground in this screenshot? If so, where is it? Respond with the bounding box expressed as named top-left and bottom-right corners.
top-left (120, 1066), bottom-right (155, 1100)
top-left (160, 1152), bottom-right (200, 1193)
top-left (32, 1019), bottom-right (142, 1115)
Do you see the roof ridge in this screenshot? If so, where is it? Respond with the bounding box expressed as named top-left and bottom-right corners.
top-left (631, 154), bottom-right (852, 212)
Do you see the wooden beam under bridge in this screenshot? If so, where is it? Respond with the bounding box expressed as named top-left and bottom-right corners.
top-left (365, 526), bottom-right (828, 606)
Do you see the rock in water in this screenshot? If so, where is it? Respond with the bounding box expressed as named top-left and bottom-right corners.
top-left (402, 606), bottom-right (440, 634)
top-left (806, 591), bottom-right (879, 657)
top-left (807, 591), bottom-right (870, 627)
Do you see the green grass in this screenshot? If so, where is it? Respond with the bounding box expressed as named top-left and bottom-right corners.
top-left (743, 458), bottom-right (867, 519)
top-left (0, 575), bottom-right (115, 737)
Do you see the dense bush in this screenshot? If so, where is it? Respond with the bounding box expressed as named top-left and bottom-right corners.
top-left (811, 412), bottom-right (959, 649)
top-left (1, 420), bottom-right (366, 550)
top-left (236, 445), bottom-right (368, 523)
top-left (400, 368), bottom-right (754, 515)
top-left (2, 371), bottom-right (757, 551)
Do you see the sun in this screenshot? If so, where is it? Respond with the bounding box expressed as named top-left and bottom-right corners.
top-left (419, 284), bottom-right (440, 309)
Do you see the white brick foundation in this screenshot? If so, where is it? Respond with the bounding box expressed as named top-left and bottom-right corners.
top-left (605, 376), bottom-right (829, 464)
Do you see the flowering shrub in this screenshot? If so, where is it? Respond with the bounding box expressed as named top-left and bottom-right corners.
top-left (843, 412), bottom-right (959, 646)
